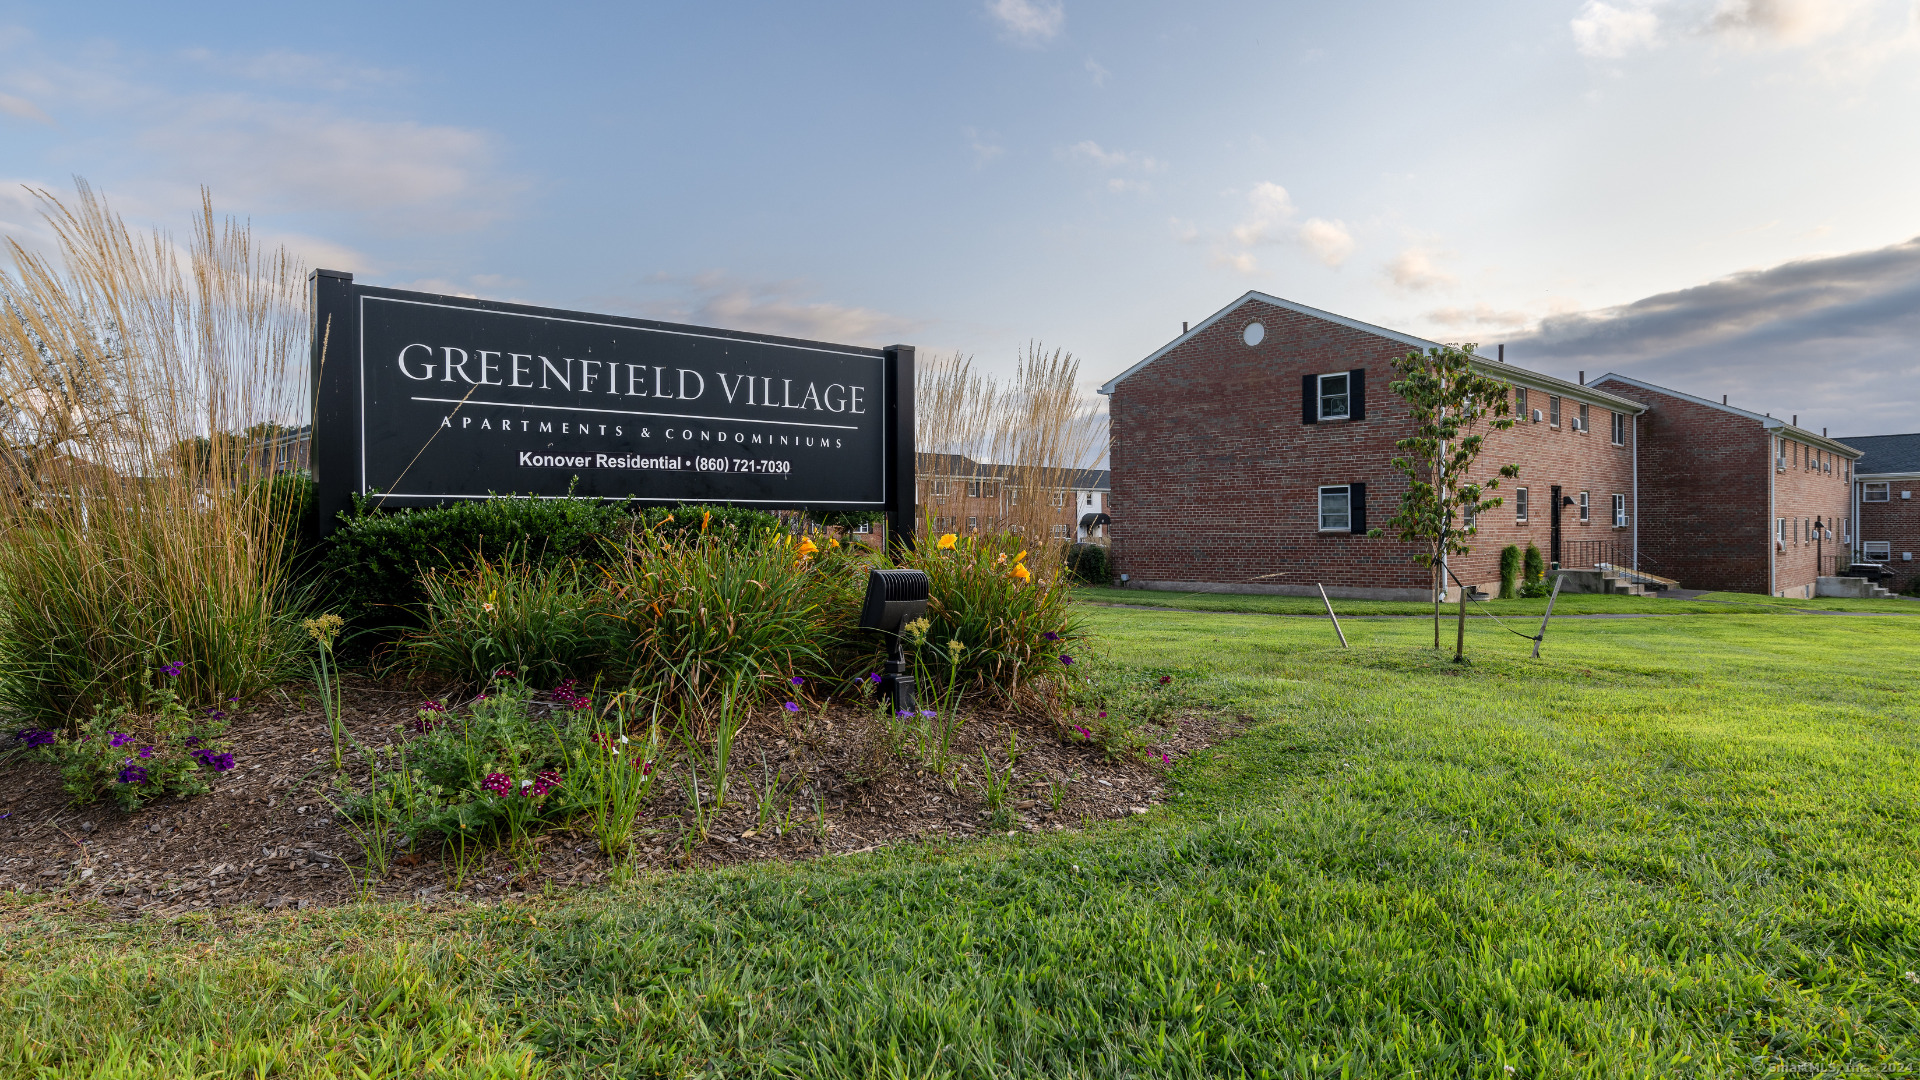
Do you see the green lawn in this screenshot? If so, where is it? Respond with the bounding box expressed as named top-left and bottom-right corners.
top-left (4, 608), bottom-right (1918, 1077)
top-left (1076, 583), bottom-right (1920, 618)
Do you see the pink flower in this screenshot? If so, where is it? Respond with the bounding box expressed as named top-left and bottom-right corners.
top-left (482, 772), bottom-right (513, 796)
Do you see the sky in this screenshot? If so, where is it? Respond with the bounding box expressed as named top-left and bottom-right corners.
top-left (1, 0), bottom-right (1916, 436)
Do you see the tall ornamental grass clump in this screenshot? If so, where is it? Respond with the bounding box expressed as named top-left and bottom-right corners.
top-left (0, 182), bottom-right (309, 722)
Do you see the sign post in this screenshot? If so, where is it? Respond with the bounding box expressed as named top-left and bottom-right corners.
top-left (309, 272), bottom-right (914, 544)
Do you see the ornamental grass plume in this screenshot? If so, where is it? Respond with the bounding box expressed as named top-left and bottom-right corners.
top-left (0, 180), bottom-right (312, 723)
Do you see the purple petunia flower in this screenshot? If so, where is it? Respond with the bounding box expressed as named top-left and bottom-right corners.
top-left (783, 701), bottom-right (802, 713)
top-left (790, 676), bottom-right (805, 686)
top-left (137, 746), bottom-right (154, 759)
top-left (15, 729), bottom-right (55, 748)
top-left (897, 710), bottom-right (914, 719)
top-left (185, 735), bottom-right (201, 747)
top-left (159, 660), bottom-right (185, 678)
top-left (1059, 655), bottom-right (1074, 666)
top-left (109, 732), bottom-right (134, 748)
top-left (919, 710), bottom-right (936, 719)
top-left (117, 763), bottom-right (149, 785)
top-left (1098, 711), bottom-right (1107, 719)
top-left (866, 672), bottom-right (881, 685)
top-left (1043, 632), bottom-right (1060, 642)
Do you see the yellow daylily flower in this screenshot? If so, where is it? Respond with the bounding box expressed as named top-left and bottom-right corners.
top-left (937, 533), bottom-right (957, 549)
top-left (829, 537), bottom-right (841, 548)
top-left (1014, 549), bottom-right (1027, 563)
top-left (796, 536), bottom-right (819, 557)
top-left (701, 510), bottom-right (712, 532)
top-left (1012, 563), bottom-right (1031, 582)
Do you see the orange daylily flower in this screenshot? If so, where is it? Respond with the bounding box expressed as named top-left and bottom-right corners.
top-left (1011, 563), bottom-right (1031, 582)
top-left (796, 536), bottom-right (819, 557)
top-left (937, 533), bottom-right (957, 549)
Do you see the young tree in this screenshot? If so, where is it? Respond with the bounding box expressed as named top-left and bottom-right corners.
top-left (1368, 344), bottom-right (1519, 657)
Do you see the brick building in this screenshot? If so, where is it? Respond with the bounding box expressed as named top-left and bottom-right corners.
top-left (916, 453), bottom-right (1109, 543)
top-left (1841, 432), bottom-right (1920, 594)
top-left (1589, 376), bottom-right (1860, 599)
top-left (1099, 292), bottom-right (1647, 601)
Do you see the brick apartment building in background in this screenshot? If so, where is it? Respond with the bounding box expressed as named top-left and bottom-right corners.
top-left (1100, 290), bottom-right (1869, 601)
top-left (914, 453), bottom-right (1109, 544)
top-left (1841, 432), bottom-right (1920, 594)
top-left (1100, 292), bottom-right (1648, 601)
top-left (1589, 376), bottom-right (1860, 599)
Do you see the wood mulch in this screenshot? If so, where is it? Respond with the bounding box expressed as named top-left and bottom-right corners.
top-left (0, 675), bottom-right (1236, 917)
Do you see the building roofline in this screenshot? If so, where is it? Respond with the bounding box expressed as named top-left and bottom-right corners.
top-left (1099, 290), bottom-right (1645, 413)
top-left (1595, 373), bottom-right (1864, 458)
top-left (1856, 470), bottom-right (1920, 481)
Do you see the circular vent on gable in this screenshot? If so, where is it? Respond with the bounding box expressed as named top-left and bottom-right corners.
top-left (1242, 321), bottom-right (1266, 347)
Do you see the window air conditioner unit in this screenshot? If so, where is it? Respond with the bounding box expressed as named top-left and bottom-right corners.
top-left (1531, 409), bottom-right (1542, 423)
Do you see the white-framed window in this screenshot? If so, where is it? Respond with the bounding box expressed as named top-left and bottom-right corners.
top-left (1549, 396), bottom-right (1561, 427)
top-left (1317, 373), bottom-right (1351, 421)
top-left (854, 521), bottom-right (871, 534)
top-left (930, 479), bottom-right (951, 498)
top-left (1050, 524), bottom-right (1072, 539)
top-left (1778, 518), bottom-right (1787, 545)
top-left (967, 480), bottom-right (981, 498)
top-left (1084, 492), bottom-right (1096, 507)
top-left (1612, 493), bottom-right (1627, 528)
top-left (1318, 485), bottom-right (1352, 532)
top-left (1611, 412), bottom-right (1626, 445)
top-left (1577, 403), bottom-right (1590, 433)
top-left (1049, 490), bottom-right (1066, 508)
top-left (1462, 501), bottom-right (1476, 531)
top-left (1515, 387), bottom-right (1529, 420)
top-left (1865, 540), bottom-right (1891, 561)
top-left (1578, 491), bottom-right (1590, 523)
top-left (1007, 486), bottom-right (1019, 505)
top-left (967, 516), bottom-right (978, 531)
top-left (1515, 487), bottom-right (1529, 522)
top-left (1864, 482), bottom-right (1891, 502)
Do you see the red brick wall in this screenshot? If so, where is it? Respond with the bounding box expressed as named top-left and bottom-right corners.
top-left (1591, 380), bottom-right (1770, 593)
top-left (1857, 479), bottom-right (1920, 592)
top-left (1771, 433), bottom-right (1857, 597)
top-left (1590, 379), bottom-right (1855, 597)
top-left (1109, 299), bottom-right (1637, 599)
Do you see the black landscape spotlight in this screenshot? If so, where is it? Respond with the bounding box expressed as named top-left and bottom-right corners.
top-left (859, 568), bottom-right (929, 713)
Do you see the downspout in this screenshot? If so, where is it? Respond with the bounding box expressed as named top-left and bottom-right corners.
top-left (1768, 432), bottom-right (1776, 596)
top-left (1631, 414), bottom-right (1639, 572)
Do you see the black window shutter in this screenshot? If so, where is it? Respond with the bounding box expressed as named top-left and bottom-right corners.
top-left (1302, 374), bottom-right (1317, 424)
top-left (1349, 482), bottom-right (1367, 534)
top-left (1349, 368), bottom-right (1366, 421)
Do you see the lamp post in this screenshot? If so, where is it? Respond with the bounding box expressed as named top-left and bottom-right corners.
top-left (1814, 516), bottom-right (1825, 586)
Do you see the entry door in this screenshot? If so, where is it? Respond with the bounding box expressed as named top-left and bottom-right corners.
top-left (1549, 484), bottom-right (1563, 567)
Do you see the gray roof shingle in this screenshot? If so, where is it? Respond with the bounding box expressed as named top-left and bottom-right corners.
top-left (1838, 433), bottom-right (1920, 475)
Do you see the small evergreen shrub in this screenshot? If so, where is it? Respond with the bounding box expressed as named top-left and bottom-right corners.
top-left (315, 494), bottom-right (632, 624)
top-left (1499, 545), bottom-right (1521, 600)
top-left (1065, 542), bottom-right (1112, 585)
top-left (1523, 544), bottom-right (1545, 584)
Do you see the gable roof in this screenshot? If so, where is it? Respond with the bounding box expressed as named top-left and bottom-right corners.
top-left (1837, 432), bottom-right (1920, 476)
top-left (1099, 290), bottom-right (1645, 413)
top-left (1595, 373), bottom-right (1864, 459)
top-left (916, 452), bottom-right (1109, 490)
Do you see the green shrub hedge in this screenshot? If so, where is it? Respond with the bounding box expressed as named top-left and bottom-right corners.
top-left (1065, 542), bottom-right (1111, 586)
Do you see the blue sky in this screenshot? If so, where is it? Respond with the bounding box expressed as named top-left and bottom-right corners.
top-left (2, 0), bottom-right (1917, 434)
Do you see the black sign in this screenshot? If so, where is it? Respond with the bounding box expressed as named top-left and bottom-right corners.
top-left (309, 272), bottom-right (916, 539)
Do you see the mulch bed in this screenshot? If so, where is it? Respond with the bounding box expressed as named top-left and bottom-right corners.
top-left (0, 676), bottom-right (1236, 917)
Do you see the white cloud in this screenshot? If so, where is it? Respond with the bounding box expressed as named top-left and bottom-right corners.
top-left (1386, 247), bottom-right (1457, 290)
top-left (627, 274), bottom-right (924, 346)
top-left (1708, 0), bottom-right (1870, 45)
top-left (1572, 1), bottom-right (1663, 58)
top-left (1107, 178), bottom-right (1151, 194)
top-left (0, 92), bottom-right (49, 122)
top-left (183, 47), bottom-right (407, 93)
top-left (1228, 181), bottom-right (1295, 246)
top-left (1298, 218), bottom-right (1355, 268)
top-left (1214, 183), bottom-right (1354, 270)
top-left (1423, 304), bottom-right (1535, 331)
top-left (135, 97), bottom-right (506, 228)
top-left (964, 127), bottom-right (1005, 167)
top-left (1084, 57), bottom-right (1109, 86)
top-left (986, 0), bottom-right (1065, 44)
top-left (1065, 140), bottom-right (1164, 172)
